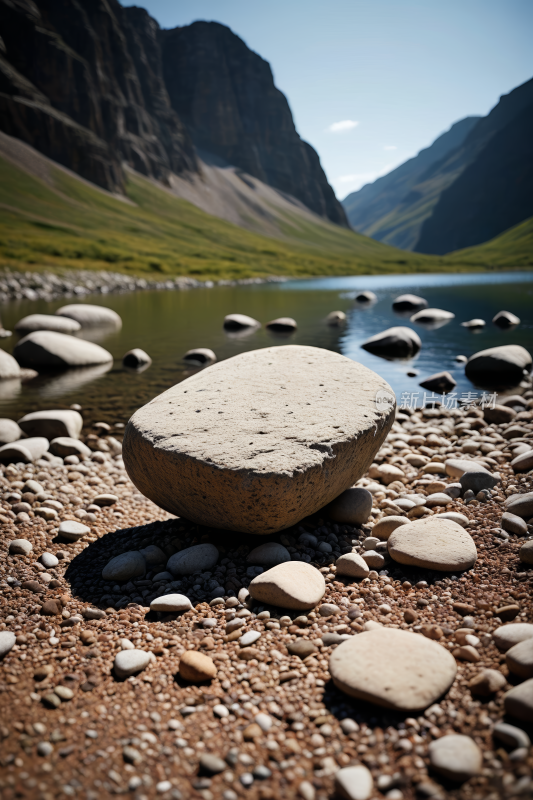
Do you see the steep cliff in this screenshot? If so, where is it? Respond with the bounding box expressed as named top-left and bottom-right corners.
top-left (159, 21), bottom-right (348, 227)
top-left (0, 0), bottom-right (196, 192)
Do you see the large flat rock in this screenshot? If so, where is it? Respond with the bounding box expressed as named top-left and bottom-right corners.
top-left (123, 346), bottom-right (395, 534)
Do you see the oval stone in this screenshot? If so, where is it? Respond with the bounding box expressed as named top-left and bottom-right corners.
top-left (122, 346), bottom-right (395, 534)
top-left (371, 516), bottom-right (409, 540)
top-left (167, 543), bottom-right (219, 576)
top-left (249, 562), bottom-right (325, 610)
top-left (335, 553), bottom-right (369, 579)
top-left (102, 551), bottom-right (146, 581)
top-left (493, 624), bottom-right (533, 651)
top-left (388, 518), bottom-right (477, 571)
top-left (328, 487), bottom-right (373, 525)
top-left (247, 542), bottom-right (291, 567)
top-left (114, 649), bottom-right (151, 679)
top-left (329, 628), bottom-right (456, 711)
top-left (428, 735), bottom-right (482, 782)
top-left (150, 594), bottom-right (192, 612)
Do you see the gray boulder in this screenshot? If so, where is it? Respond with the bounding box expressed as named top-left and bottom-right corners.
top-left (465, 345), bottom-right (532, 386)
top-left (493, 310), bottom-right (520, 329)
top-left (328, 487), bottom-right (373, 525)
top-left (392, 294), bottom-right (428, 312)
top-left (0, 418), bottom-right (22, 445)
top-left (15, 314), bottom-right (81, 335)
top-left (14, 331), bottom-right (113, 369)
top-left (361, 326), bottom-right (421, 359)
top-left (459, 471), bottom-right (499, 493)
top-left (0, 349), bottom-right (20, 380)
top-left (56, 304), bottom-right (122, 329)
top-left (18, 409), bottom-right (83, 439)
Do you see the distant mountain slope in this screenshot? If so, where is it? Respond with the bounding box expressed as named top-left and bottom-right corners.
top-left (416, 102), bottom-right (533, 253)
top-left (342, 77), bottom-right (533, 252)
top-left (158, 21), bottom-right (347, 227)
top-left (447, 215), bottom-right (533, 268)
top-left (341, 116), bottom-right (480, 248)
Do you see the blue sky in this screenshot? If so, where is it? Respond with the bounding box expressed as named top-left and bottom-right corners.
top-left (122, 0), bottom-right (533, 199)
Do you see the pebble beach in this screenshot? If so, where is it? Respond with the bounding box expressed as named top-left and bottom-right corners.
top-left (1, 392), bottom-right (533, 800)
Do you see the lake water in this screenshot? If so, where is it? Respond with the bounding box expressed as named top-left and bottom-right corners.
top-left (1, 271), bottom-right (532, 426)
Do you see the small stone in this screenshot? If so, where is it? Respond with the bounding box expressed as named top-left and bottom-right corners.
top-left (505, 491), bottom-right (533, 519)
top-left (288, 640), bottom-right (317, 659)
top-left (179, 651), bottom-right (216, 682)
top-left (363, 536), bottom-right (380, 550)
top-left (361, 550), bottom-right (385, 569)
top-left (496, 604), bottom-right (520, 622)
top-left (453, 645), bottom-right (480, 662)
top-left (328, 488), bottom-right (373, 525)
top-left (119, 639), bottom-right (135, 650)
top-left (41, 600), bottom-right (60, 616)
top-left (50, 437), bottom-right (91, 459)
top-left (213, 704), bottom-right (229, 718)
top-left (102, 551), bottom-right (146, 581)
top-left (21, 580), bottom-right (44, 593)
top-left (340, 719), bottom-right (359, 734)
top-left (329, 628), bottom-right (456, 711)
top-left (511, 449), bottom-right (533, 472)
top-left (504, 679), bottom-right (533, 722)
top-left (334, 765), bottom-right (373, 800)
top-left (371, 516), bottom-right (409, 540)
top-left (139, 545), bottom-right (166, 565)
top-left (506, 639), bottom-right (533, 679)
top-left (243, 722), bottom-right (262, 740)
top-left (445, 459), bottom-right (489, 478)
top-left (336, 553), bottom-right (370, 579)
top-left (469, 668), bottom-right (507, 696)
top-left (453, 602), bottom-right (476, 616)
top-left (428, 735), bottom-right (482, 782)
top-left (239, 631), bottom-right (261, 647)
top-left (123, 745), bottom-right (142, 764)
top-left (114, 649), bottom-right (151, 679)
top-left (83, 608), bottom-right (106, 620)
top-left (404, 609), bottom-right (418, 624)
top-left (388, 517), bottom-right (477, 571)
top-left (9, 538), bottom-right (32, 555)
top-left (58, 520), bottom-right (90, 541)
top-left (459, 471), bottom-right (499, 493)
top-left (519, 540), bottom-right (533, 565)
top-left (54, 685), bottom-right (74, 701)
top-left (43, 693), bottom-right (61, 708)
top-left (319, 603), bottom-right (340, 617)
top-left (156, 781), bottom-right (172, 794)
top-left (299, 781), bottom-right (316, 800)
top-left (37, 741), bottom-right (53, 757)
top-left (0, 631), bottom-right (16, 659)
top-left (254, 713), bottom-right (272, 731)
top-left (246, 542), bottom-right (291, 567)
top-left (502, 512), bottom-right (528, 536)
top-left (35, 507), bottom-right (58, 521)
top-left (434, 511), bottom-right (469, 527)
top-left (92, 494), bottom-right (118, 506)
top-left (150, 594), bottom-right (192, 613)
top-left (322, 633), bottom-right (349, 646)
top-left (200, 754), bottom-right (226, 775)
top-left (425, 492), bottom-right (453, 507)
top-left (167, 543), bottom-right (219, 576)
top-left (493, 722), bottom-right (531, 750)
top-left (493, 624), bottom-right (533, 651)
top-left (40, 552), bottom-right (59, 569)
top-left (249, 562), bottom-right (325, 610)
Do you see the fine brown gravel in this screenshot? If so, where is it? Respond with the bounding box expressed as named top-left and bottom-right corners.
top-left (0, 396), bottom-right (532, 800)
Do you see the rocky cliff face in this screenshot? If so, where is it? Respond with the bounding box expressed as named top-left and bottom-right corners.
top-left (0, 4), bottom-right (345, 226)
top-left (159, 21), bottom-right (347, 227)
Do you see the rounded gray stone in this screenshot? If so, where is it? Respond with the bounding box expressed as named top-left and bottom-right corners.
top-left (0, 437), bottom-right (49, 463)
top-left (92, 494), bottom-right (118, 506)
top-left (40, 552), bottom-right (59, 568)
top-left (266, 317), bottom-right (297, 332)
top-left (520, 540), bottom-right (533, 565)
top-left (445, 459), bottom-right (489, 478)
top-left (465, 344), bottom-right (532, 385)
top-left (15, 314), bottom-right (81, 334)
top-left (18, 409), bottom-right (83, 440)
top-left (14, 331), bottom-right (113, 369)
top-left (504, 679), bottom-right (533, 722)
top-left (240, 631), bottom-right (261, 647)
top-left (425, 492), bottom-right (454, 507)
top-left (329, 628), bottom-right (456, 711)
top-left (493, 624), bottom-right (533, 652)
top-left (459, 471), bottom-right (499, 493)
top-left (362, 550), bottom-right (385, 569)
top-left (505, 492), bottom-right (533, 520)
top-left (434, 512), bottom-right (469, 527)
top-left (9, 538), bottom-right (32, 555)
top-left (247, 542), bottom-right (291, 567)
top-left (512, 450), bottom-right (533, 472)
top-left (139, 545), bottom-right (166, 565)
top-left (0, 418), bottom-right (22, 445)
top-left (56, 304), bottom-right (122, 329)
top-left (183, 348), bottom-right (217, 366)
top-left (102, 551), bottom-right (146, 581)
top-left (122, 346), bottom-right (395, 535)
top-left (114, 649), bottom-right (151, 679)
top-left (328, 487), bottom-right (373, 525)
top-left (123, 348), bottom-right (151, 369)
top-left (388, 517), bottom-right (477, 571)
top-left (493, 722), bottom-right (531, 750)
top-left (58, 520), bottom-right (90, 541)
top-left (392, 294), bottom-right (428, 312)
top-left (335, 553), bottom-right (370, 579)
top-left (167, 543), bottom-right (219, 576)
top-left (223, 314), bottom-right (260, 331)
top-left (361, 326), bottom-right (421, 358)
top-left (0, 631), bottom-right (16, 658)
top-left (334, 765), bottom-right (373, 800)
top-left (319, 603), bottom-right (340, 617)
top-left (410, 308), bottom-right (454, 327)
top-left (428, 735), bottom-right (482, 782)
top-left (493, 310), bottom-right (520, 328)
top-left (50, 437), bottom-right (91, 459)
top-left (371, 516), bottom-right (409, 540)
top-left (506, 639), bottom-right (533, 679)
top-left (150, 594), bottom-right (192, 612)
top-left (249, 562), bottom-right (325, 610)
top-left (0, 349), bottom-right (20, 380)
top-left (200, 753), bottom-right (226, 775)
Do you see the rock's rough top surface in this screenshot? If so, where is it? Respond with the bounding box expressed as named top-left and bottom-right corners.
top-left (329, 628), bottom-right (456, 711)
top-left (14, 331), bottom-right (113, 369)
top-left (249, 562), bottom-right (325, 610)
top-left (123, 346), bottom-right (395, 533)
top-left (388, 517), bottom-right (477, 571)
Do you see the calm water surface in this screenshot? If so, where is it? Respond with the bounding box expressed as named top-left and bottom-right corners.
top-left (0, 271), bottom-right (532, 425)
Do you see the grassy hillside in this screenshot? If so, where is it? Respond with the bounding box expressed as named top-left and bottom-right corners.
top-left (448, 215), bottom-right (533, 267)
top-left (0, 152), bottom-right (530, 280)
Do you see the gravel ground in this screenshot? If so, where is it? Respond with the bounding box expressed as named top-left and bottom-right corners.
top-left (1, 396), bottom-right (533, 800)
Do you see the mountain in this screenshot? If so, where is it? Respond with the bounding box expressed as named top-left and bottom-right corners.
top-left (341, 116), bottom-right (480, 249)
top-left (342, 77), bottom-right (533, 253)
top-left (0, 1), bottom-right (346, 228)
top-left (157, 21), bottom-right (347, 227)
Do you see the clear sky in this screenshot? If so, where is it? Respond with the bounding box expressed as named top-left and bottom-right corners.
top-left (122, 0), bottom-right (533, 199)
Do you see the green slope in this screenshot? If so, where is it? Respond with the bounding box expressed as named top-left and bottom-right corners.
top-left (0, 152), bottom-right (528, 280)
top-left (448, 215), bottom-right (533, 267)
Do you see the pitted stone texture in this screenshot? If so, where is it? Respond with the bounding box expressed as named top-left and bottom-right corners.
top-left (328, 487), bottom-right (372, 525)
top-left (18, 409), bottom-right (83, 440)
top-left (15, 314), bottom-right (81, 334)
top-left (14, 331), bottom-right (113, 369)
top-left (123, 346), bottom-right (395, 534)
top-left (428, 735), bottom-right (482, 782)
top-left (249, 562), bottom-right (325, 610)
top-left (329, 628), bottom-right (456, 711)
top-left (493, 624), bottom-right (533, 652)
top-left (388, 517), bottom-right (477, 572)
top-left (56, 304), bottom-right (122, 329)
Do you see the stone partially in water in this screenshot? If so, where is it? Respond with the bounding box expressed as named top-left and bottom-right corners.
top-left (0, 349), bottom-right (21, 380)
top-left (123, 345), bottom-right (394, 534)
top-left (329, 628), bottom-right (456, 711)
top-left (122, 349), bottom-right (151, 370)
top-left (419, 372), bottom-right (456, 394)
top-left (223, 314), bottom-right (260, 331)
top-left (15, 314), bottom-right (81, 334)
top-left (493, 310), bottom-right (520, 329)
top-left (465, 345), bottom-right (531, 386)
top-left (266, 317), bottom-right (297, 332)
top-left (14, 331), bottom-right (113, 369)
top-left (361, 327), bottom-right (421, 359)
top-left (56, 304), bottom-right (122, 329)
top-left (392, 294), bottom-right (428, 312)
